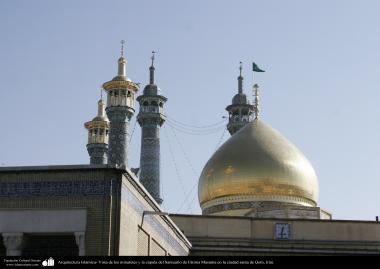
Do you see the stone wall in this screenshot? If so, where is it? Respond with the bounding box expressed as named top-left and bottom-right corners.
top-left (171, 214), bottom-right (380, 255)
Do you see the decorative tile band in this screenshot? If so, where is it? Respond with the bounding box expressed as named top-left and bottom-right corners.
top-left (203, 201), bottom-right (297, 215)
top-left (0, 180), bottom-right (114, 198)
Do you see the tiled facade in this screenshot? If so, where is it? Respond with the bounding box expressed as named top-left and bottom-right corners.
top-left (0, 165), bottom-right (190, 256)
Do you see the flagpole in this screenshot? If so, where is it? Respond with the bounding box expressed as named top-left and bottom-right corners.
top-left (252, 62), bottom-right (255, 109)
top-left (252, 63), bottom-right (255, 120)
top-left (252, 61), bottom-right (265, 120)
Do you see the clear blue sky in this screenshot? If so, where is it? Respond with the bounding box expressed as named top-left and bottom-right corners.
top-left (1, 0), bottom-right (379, 220)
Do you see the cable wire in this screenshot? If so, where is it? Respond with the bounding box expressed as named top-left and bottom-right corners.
top-left (168, 124), bottom-right (199, 178)
top-left (166, 121), bottom-right (226, 136)
top-left (167, 115), bottom-right (226, 129)
top-left (129, 120), bottom-right (137, 144)
top-left (167, 124), bottom-right (202, 213)
top-left (214, 127), bottom-right (227, 151)
top-left (167, 118), bottom-right (226, 131)
top-left (163, 127), bottom-right (187, 198)
top-left (176, 181), bottom-right (198, 213)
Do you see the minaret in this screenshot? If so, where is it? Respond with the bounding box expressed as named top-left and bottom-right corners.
top-left (225, 62), bottom-right (255, 135)
top-left (136, 51), bottom-right (167, 204)
top-left (102, 41), bottom-right (139, 168)
top-left (84, 95), bottom-right (110, 164)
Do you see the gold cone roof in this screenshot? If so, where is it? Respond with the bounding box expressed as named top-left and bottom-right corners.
top-left (198, 120), bottom-right (318, 213)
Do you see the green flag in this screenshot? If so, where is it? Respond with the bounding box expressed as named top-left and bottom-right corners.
top-left (252, 62), bottom-right (265, 72)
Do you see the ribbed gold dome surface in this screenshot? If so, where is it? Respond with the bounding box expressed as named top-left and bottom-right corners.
top-left (198, 120), bottom-right (318, 214)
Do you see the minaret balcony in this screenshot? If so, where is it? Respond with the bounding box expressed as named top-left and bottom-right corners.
top-left (140, 106), bottom-right (165, 114)
top-left (87, 129), bottom-right (109, 144)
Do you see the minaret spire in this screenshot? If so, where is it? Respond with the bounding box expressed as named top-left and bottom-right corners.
top-left (120, 40), bottom-right (125, 57)
top-left (151, 50), bottom-right (155, 66)
top-left (149, 51), bottom-right (155, 85)
top-left (118, 40), bottom-right (126, 77)
top-left (238, 61), bottom-right (243, 94)
top-left (98, 94), bottom-right (105, 118)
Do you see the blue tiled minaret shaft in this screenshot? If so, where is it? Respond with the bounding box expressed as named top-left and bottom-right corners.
top-left (103, 45), bottom-right (139, 168)
top-left (137, 52), bottom-right (167, 204)
top-left (226, 62), bottom-right (255, 135)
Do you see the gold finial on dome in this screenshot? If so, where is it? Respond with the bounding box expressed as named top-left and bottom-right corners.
top-left (253, 83), bottom-right (259, 120)
top-left (251, 62), bottom-right (265, 119)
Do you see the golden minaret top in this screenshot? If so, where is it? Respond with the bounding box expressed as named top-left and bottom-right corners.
top-left (102, 40), bottom-right (139, 92)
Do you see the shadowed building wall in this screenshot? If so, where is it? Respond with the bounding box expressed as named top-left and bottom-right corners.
top-left (0, 165), bottom-right (190, 256)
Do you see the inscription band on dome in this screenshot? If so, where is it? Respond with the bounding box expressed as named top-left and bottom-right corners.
top-left (202, 196), bottom-right (317, 215)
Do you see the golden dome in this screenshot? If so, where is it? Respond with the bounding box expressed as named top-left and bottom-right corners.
top-left (198, 120), bottom-right (318, 215)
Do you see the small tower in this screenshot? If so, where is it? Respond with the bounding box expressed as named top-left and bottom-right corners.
top-left (137, 52), bottom-right (167, 204)
top-left (225, 62), bottom-right (255, 135)
top-left (84, 97), bottom-right (110, 164)
top-left (103, 41), bottom-right (139, 168)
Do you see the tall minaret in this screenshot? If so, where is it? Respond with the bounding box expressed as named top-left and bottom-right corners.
top-left (84, 96), bottom-right (110, 164)
top-left (225, 62), bottom-right (255, 135)
top-left (103, 41), bottom-right (139, 168)
top-left (137, 52), bottom-right (167, 204)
